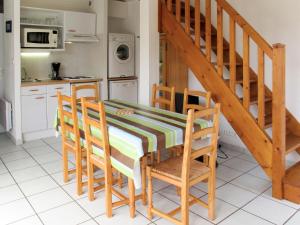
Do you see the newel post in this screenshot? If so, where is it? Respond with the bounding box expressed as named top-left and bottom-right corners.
top-left (272, 43), bottom-right (286, 199)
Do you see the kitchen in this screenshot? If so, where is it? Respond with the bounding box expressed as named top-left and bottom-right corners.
top-left (18, 0), bottom-right (140, 142)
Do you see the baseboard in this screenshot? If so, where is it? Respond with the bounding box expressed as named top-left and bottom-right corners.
top-left (23, 129), bottom-right (56, 142)
top-left (6, 132), bottom-right (23, 145)
top-left (219, 141), bottom-right (249, 154)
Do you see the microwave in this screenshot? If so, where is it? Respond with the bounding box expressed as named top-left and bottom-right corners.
top-left (21, 28), bottom-right (58, 48)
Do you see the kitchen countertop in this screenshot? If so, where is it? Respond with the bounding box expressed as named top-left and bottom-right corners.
top-left (21, 78), bottom-right (103, 87)
top-left (108, 76), bottom-right (138, 81)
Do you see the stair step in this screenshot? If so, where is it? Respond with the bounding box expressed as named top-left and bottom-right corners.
top-left (283, 161), bottom-right (300, 204)
top-left (212, 62), bottom-right (243, 67)
top-left (286, 133), bottom-right (300, 155)
top-left (239, 95), bottom-right (272, 105)
top-left (200, 45), bottom-right (230, 51)
top-left (224, 78), bottom-right (257, 86)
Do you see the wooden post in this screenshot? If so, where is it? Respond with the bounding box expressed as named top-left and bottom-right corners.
top-left (176, 0), bottom-right (181, 22)
top-left (195, 0), bottom-right (201, 48)
top-left (229, 18), bottom-right (236, 92)
top-left (217, 4), bottom-right (224, 77)
top-left (258, 48), bottom-right (265, 128)
top-left (185, 0), bottom-right (190, 35)
top-left (272, 44), bottom-right (286, 199)
top-left (205, 0), bottom-right (212, 61)
top-left (243, 31), bottom-right (250, 110)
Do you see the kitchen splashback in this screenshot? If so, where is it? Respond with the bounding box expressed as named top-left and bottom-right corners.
top-left (21, 43), bottom-right (101, 79)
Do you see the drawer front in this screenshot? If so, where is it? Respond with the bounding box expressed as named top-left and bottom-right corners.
top-left (47, 84), bottom-right (70, 96)
top-left (21, 86), bottom-right (47, 96)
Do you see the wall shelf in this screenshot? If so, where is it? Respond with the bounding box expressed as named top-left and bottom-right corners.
top-left (20, 23), bottom-right (63, 28)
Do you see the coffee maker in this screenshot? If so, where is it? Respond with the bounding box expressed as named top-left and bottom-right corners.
top-left (51, 62), bottom-right (62, 80)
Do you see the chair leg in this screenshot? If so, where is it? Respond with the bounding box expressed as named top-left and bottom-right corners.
top-left (147, 167), bottom-right (153, 220)
top-left (128, 179), bottom-right (135, 218)
top-left (208, 173), bottom-right (216, 220)
top-left (104, 167), bottom-right (113, 218)
top-left (181, 185), bottom-right (189, 225)
top-left (76, 149), bottom-right (83, 196)
top-left (117, 172), bottom-right (123, 188)
top-left (141, 157), bottom-right (147, 205)
top-left (150, 152), bottom-right (155, 165)
top-left (62, 145), bottom-right (69, 183)
top-left (87, 157), bottom-right (95, 201)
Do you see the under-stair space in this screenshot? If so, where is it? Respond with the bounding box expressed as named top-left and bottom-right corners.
top-left (159, 0), bottom-right (300, 203)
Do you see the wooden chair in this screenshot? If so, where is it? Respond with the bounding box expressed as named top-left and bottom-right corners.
top-left (151, 84), bottom-right (175, 112)
top-left (183, 88), bottom-right (211, 114)
top-left (151, 84), bottom-right (176, 163)
top-left (57, 92), bottom-right (87, 196)
top-left (72, 83), bottom-right (100, 103)
top-left (147, 104), bottom-right (221, 225)
top-left (82, 98), bottom-right (145, 218)
top-left (172, 88), bottom-right (212, 158)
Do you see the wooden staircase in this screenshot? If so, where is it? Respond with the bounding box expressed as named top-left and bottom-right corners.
top-left (159, 0), bottom-right (300, 203)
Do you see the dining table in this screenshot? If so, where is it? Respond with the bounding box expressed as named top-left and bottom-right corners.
top-left (55, 99), bottom-right (211, 190)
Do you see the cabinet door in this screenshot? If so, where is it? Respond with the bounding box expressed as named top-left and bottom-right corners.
top-left (47, 94), bottom-right (59, 129)
top-left (65, 11), bottom-right (96, 35)
top-left (21, 95), bottom-right (47, 133)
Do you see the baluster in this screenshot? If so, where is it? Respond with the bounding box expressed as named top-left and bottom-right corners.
top-left (258, 48), bottom-right (265, 128)
top-left (205, 0), bottom-right (212, 61)
top-left (217, 4), bottom-right (223, 77)
top-left (176, 0), bottom-right (181, 22)
top-left (272, 44), bottom-right (286, 199)
top-left (167, 0), bottom-right (172, 12)
top-left (229, 17), bottom-right (236, 92)
top-left (185, 0), bottom-right (190, 34)
top-left (195, 0), bottom-right (201, 48)
top-left (243, 31), bottom-right (250, 110)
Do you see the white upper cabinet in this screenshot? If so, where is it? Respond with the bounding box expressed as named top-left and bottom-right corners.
top-left (65, 11), bottom-right (96, 36)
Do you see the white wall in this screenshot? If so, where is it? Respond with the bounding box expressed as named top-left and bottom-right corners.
top-left (4, 0), bottom-right (22, 144)
top-left (139, 0), bottom-right (159, 105)
top-left (0, 13), bottom-right (4, 133)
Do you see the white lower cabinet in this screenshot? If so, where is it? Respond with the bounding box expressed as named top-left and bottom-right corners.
top-left (21, 94), bottom-right (47, 133)
top-left (21, 83), bottom-right (70, 135)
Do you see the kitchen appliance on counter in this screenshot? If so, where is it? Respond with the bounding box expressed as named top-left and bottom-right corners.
top-left (51, 62), bottom-right (62, 80)
top-left (21, 28), bottom-right (58, 48)
top-left (109, 79), bottom-right (138, 103)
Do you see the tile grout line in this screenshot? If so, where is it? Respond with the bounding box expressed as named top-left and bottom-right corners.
top-left (0, 157), bottom-right (46, 225)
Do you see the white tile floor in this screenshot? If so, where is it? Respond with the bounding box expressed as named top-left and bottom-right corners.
top-left (0, 134), bottom-right (299, 225)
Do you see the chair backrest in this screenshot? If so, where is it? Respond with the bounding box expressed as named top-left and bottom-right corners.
top-left (57, 92), bottom-right (80, 148)
top-left (181, 103), bottom-right (221, 183)
top-left (72, 83), bottom-right (100, 103)
top-left (81, 98), bottom-right (111, 166)
top-left (183, 88), bottom-right (211, 114)
top-left (151, 84), bottom-right (175, 112)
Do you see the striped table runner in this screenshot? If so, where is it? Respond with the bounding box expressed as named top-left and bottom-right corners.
top-left (55, 100), bottom-right (210, 189)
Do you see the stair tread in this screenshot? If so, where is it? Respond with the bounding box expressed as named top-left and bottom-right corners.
top-left (283, 161), bottom-right (300, 186)
top-left (224, 78), bottom-right (257, 85)
top-left (212, 62), bottom-right (243, 67)
top-left (240, 95), bottom-right (272, 105)
top-left (286, 133), bottom-right (300, 154)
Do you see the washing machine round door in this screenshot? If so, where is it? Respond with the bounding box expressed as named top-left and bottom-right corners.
top-left (114, 43), bottom-right (132, 64)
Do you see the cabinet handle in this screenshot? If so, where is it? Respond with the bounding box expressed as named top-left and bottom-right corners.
top-left (68, 29), bottom-right (76, 32)
top-left (55, 87), bottom-right (64, 90)
top-left (35, 97), bottom-right (45, 100)
top-left (30, 89), bottom-right (39, 92)
top-left (50, 95), bottom-right (57, 98)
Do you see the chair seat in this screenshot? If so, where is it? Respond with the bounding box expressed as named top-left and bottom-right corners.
top-left (152, 156), bottom-right (210, 182)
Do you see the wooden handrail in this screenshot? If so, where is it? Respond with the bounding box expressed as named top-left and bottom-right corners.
top-left (216, 0), bottom-right (273, 58)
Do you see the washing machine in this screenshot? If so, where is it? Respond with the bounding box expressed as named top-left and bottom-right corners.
top-left (109, 33), bottom-right (135, 78)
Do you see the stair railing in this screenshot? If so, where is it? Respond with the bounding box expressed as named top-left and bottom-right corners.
top-left (161, 0), bottom-right (287, 199)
